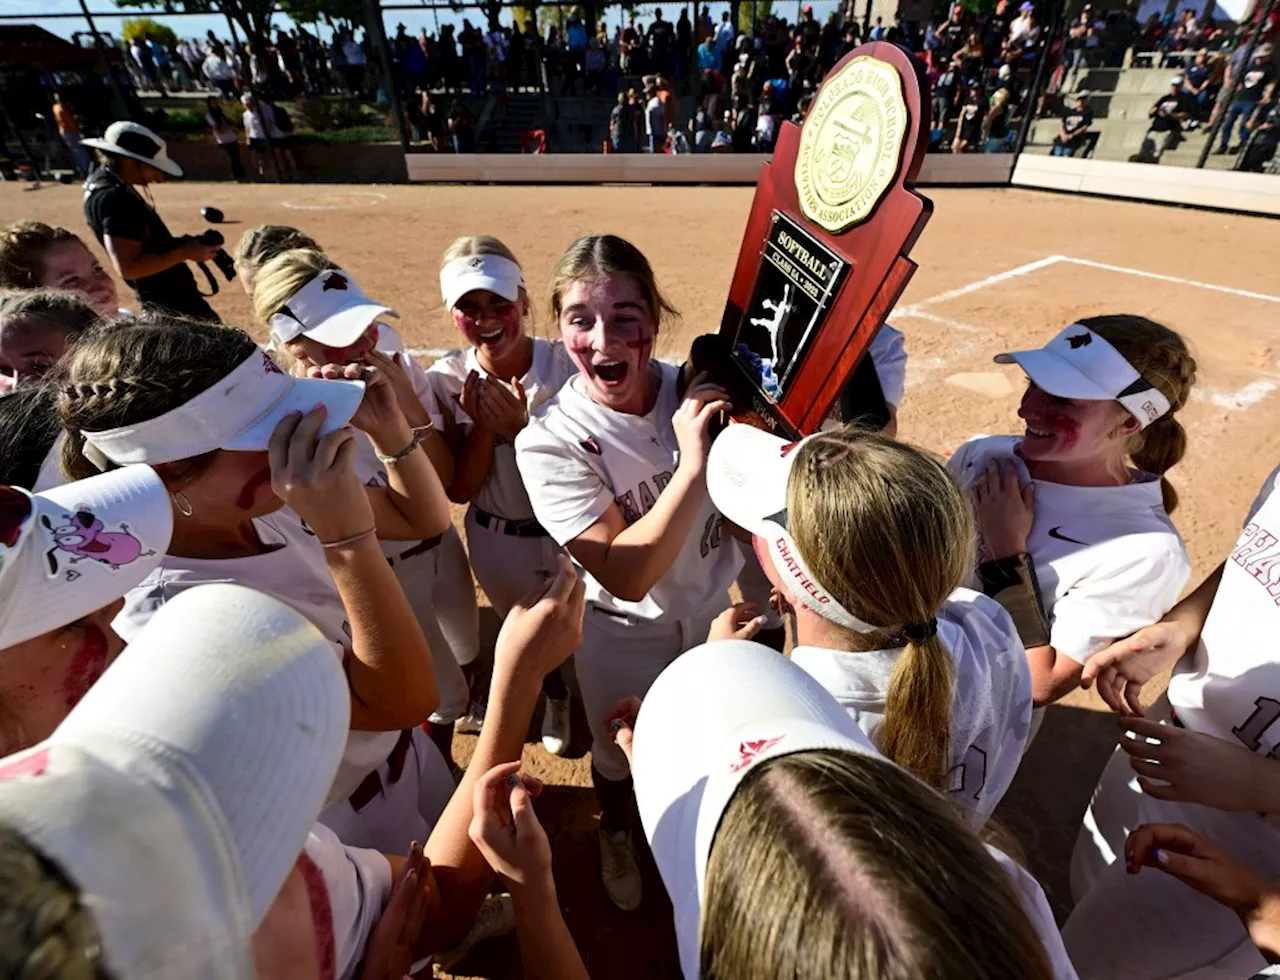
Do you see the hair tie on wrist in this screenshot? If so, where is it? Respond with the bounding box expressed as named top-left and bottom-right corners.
top-left (320, 526), bottom-right (377, 549)
top-left (902, 618), bottom-right (938, 643)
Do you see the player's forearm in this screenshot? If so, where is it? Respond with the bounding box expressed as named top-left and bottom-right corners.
top-left (590, 466), bottom-right (706, 601)
top-left (448, 426), bottom-right (498, 503)
top-left (1028, 644), bottom-right (1084, 706)
top-left (420, 659), bottom-right (543, 951)
top-left (367, 425), bottom-right (452, 540)
top-left (1162, 562), bottom-right (1223, 658)
top-left (510, 882), bottom-right (592, 980)
top-left (326, 538), bottom-right (440, 730)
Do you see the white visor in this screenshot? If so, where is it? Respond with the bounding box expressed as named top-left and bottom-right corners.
top-left (439, 254), bottom-right (526, 311)
top-left (0, 583), bottom-right (350, 980)
top-left (633, 640), bottom-right (879, 980)
top-left (995, 324), bottom-right (1171, 429)
top-left (82, 349), bottom-right (364, 468)
top-left (706, 423), bottom-right (876, 632)
top-left (0, 465), bottom-right (172, 649)
top-left (268, 267), bottom-right (399, 348)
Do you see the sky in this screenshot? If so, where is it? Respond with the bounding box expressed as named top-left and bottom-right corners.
top-left (0, 0), bottom-right (744, 46)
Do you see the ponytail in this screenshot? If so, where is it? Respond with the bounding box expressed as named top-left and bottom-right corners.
top-left (881, 634), bottom-right (955, 789)
top-left (1130, 414), bottom-right (1187, 513)
top-left (788, 429), bottom-right (973, 791)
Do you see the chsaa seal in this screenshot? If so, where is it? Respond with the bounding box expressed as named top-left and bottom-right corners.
top-left (795, 56), bottom-right (907, 234)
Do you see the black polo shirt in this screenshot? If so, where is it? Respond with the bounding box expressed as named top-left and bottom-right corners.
top-left (83, 165), bottom-right (215, 320)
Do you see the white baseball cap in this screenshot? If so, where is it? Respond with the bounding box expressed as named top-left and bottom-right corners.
top-left (81, 348), bottom-right (364, 468)
top-left (439, 253), bottom-right (526, 311)
top-left (995, 323), bottom-right (1171, 428)
top-left (0, 583), bottom-right (350, 979)
top-left (706, 423), bottom-right (876, 632)
top-left (0, 465), bottom-right (172, 649)
top-left (268, 267), bottom-right (399, 349)
top-left (633, 640), bottom-right (879, 980)
top-left (81, 121), bottom-right (183, 178)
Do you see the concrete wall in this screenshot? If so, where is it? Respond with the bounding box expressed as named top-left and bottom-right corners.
top-left (168, 140), bottom-right (407, 183)
top-left (404, 152), bottom-right (1016, 185)
top-left (1012, 153), bottom-right (1280, 215)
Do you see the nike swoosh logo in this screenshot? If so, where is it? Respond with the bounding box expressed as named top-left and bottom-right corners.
top-left (1048, 526), bottom-right (1089, 546)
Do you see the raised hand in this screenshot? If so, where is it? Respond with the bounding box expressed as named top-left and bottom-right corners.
top-left (1081, 622), bottom-right (1190, 716)
top-left (467, 761), bottom-right (552, 896)
top-left (267, 407), bottom-right (373, 543)
top-left (974, 458), bottom-right (1035, 561)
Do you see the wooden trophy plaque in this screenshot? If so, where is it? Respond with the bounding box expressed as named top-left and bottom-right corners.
top-left (698, 42), bottom-right (932, 438)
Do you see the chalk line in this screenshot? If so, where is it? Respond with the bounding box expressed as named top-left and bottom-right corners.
top-left (907, 256), bottom-right (1065, 309)
top-left (1056, 257), bottom-right (1280, 305)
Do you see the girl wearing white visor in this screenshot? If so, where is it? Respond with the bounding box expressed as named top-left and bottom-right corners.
top-left (947, 316), bottom-right (1196, 707)
top-left (1061, 464), bottom-right (1280, 977)
top-left (515, 234), bottom-right (743, 911)
top-left (54, 315), bottom-right (451, 855)
top-left (463, 641), bottom-right (1076, 979)
top-left (253, 248), bottom-right (480, 774)
top-left (707, 424), bottom-right (1033, 827)
top-left (428, 236), bottom-right (577, 755)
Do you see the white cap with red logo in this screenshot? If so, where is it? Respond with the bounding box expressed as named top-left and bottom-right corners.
top-left (632, 640), bottom-right (879, 980)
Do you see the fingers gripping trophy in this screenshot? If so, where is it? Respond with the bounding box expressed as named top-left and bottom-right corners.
top-left (692, 43), bottom-right (932, 437)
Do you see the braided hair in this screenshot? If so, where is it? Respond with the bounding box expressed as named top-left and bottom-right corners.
top-left (787, 429), bottom-right (973, 790)
top-left (1083, 315), bottom-right (1197, 513)
top-left (0, 827), bottom-right (104, 980)
top-left (55, 315), bottom-right (258, 482)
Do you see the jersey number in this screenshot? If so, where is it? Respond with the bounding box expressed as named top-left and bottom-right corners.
top-left (1231, 697), bottom-right (1280, 759)
top-left (699, 514), bottom-right (724, 558)
top-left (947, 744), bottom-right (988, 801)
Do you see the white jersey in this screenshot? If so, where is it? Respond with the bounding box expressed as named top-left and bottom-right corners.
top-left (948, 436), bottom-right (1190, 663)
top-left (114, 508), bottom-right (399, 808)
top-left (300, 822), bottom-right (392, 980)
top-left (1170, 463), bottom-right (1280, 756)
top-left (991, 847), bottom-right (1080, 980)
top-left (427, 338), bottom-right (576, 520)
top-left (791, 588), bottom-right (1033, 826)
top-left (515, 361), bottom-right (743, 622)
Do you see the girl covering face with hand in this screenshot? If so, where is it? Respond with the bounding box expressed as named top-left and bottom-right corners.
top-left (254, 247), bottom-right (477, 775)
top-left (427, 236), bottom-right (578, 756)
top-left (54, 315), bottom-right (448, 855)
top-left (947, 315), bottom-right (1196, 708)
top-left (514, 234), bottom-right (744, 913)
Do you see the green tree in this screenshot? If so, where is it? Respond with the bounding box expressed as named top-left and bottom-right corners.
top-left (114, 0), bottom-right (275, 54)
top-left (122, 17), bottom-right (178, 46)
top-left (738, 0), bottom-right (772, 32)
top-left (280, 0), bottom-right (366, 29)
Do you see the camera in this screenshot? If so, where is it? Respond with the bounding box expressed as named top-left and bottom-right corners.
top-left (198, 229), bottom-right (236, 282)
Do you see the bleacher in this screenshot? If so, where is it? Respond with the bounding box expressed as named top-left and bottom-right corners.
top-left (1025, 66), bottom-right (1236, 169)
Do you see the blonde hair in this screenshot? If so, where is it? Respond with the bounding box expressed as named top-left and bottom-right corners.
top-left (251, 248), bottom-right (338, 325)
top-left (0, 826), bottom-right (103, 980)
top-left (234, 225), bottom-right (321, 284)
top-left (548, 234), bottom-right (677, 327)
top-left (1080, 315), bottom-right (1197, 513)
top-left (56, 315), bottom-right (259, 482)
top-left (788, 429), bottom-right (973, 789)
top-left (440, 234), bottom-right (521, 270)
top-left (701, 750), bottom-right (1056, 980)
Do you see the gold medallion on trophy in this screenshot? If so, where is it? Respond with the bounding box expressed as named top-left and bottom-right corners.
top-left (795, 56), bottom-right (908, 234)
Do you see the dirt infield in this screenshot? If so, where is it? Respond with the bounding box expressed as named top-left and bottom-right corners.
top-left (7, 179), bottom-right (1279, 979)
